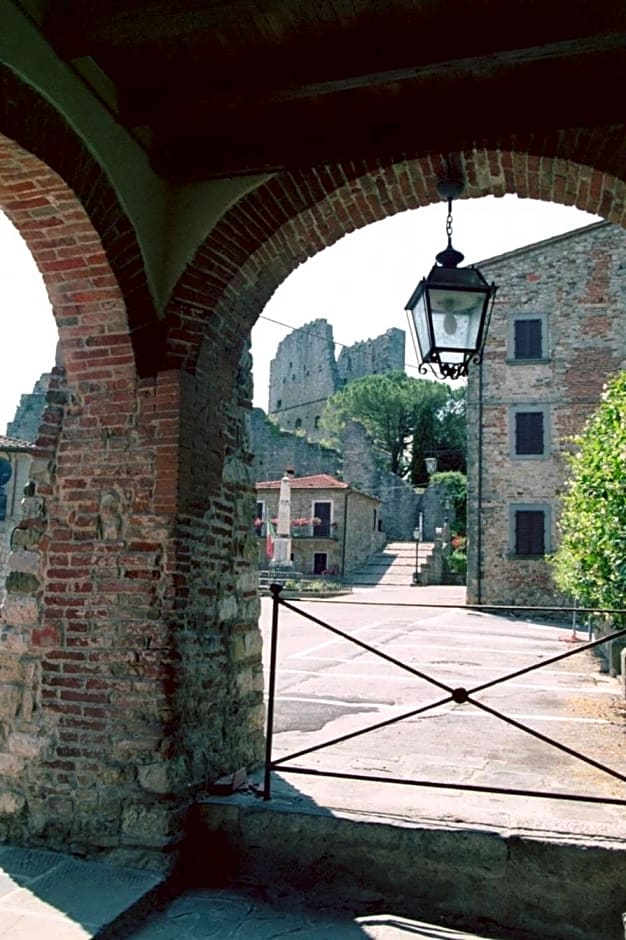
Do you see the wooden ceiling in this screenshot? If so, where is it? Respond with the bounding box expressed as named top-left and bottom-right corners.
top-left (32, 0), bottom-right (626, 182)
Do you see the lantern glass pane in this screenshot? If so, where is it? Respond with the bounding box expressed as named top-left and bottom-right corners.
top-left (410, 289), bottom-right (433, 359)
top-left (429, 288), bottom-right (485, 352)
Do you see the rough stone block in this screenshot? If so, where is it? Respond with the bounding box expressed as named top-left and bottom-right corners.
top-left (8, 732), bottom-right (44, 759)
top-left (9, 550), bottom-right (41, 576)
top-left (1, 595), bottom-right (39, 627)
top-left (0, 751), bottom-right (25, 777)
top-left (5, 571), bottom-right (40, 595)
top-left (0, 790), bottom-right (25, 815)
top-left (121, 802), bottom-right (173, 847)
top-left (137, 761), bottom-right (171, 794)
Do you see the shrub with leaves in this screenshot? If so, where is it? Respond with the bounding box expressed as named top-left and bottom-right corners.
top-left (550, 370), bottom-right (626, 624)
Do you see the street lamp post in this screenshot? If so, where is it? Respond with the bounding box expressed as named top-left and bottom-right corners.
top-left (412, 526), bottom-right (421, 585)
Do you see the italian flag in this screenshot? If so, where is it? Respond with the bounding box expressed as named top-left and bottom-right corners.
top-left (266, 519), bottom-right (276, 559)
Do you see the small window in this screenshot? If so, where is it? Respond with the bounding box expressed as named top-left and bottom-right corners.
top-left (313, 552), bottom-right (328, 574)
top-left (276, 399), bottom-right (282, 409)
top-left (295, 418), bottom-right (302, 430)
top-left (515, 411), bottom-right (544, 455)
top-left (515, 319), bottom-right (542, 359)
top-left (510, 406), bottom-right (549, 457)
top-left (314, 416), bottom-right (320, 429)
top-left (515, 510), bottom-right (545, 555)
top-left (313, 501), bottom-right (332, 537)
top-left (508, 313), bottom-right (548, 362)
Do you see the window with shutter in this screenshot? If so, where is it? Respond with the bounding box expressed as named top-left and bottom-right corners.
top-left (515, 411), bottom-right (544, 455)
top-left (515, 510), bottom-right (545, 555)
top-left (514, 318), bottom-right (542, 359)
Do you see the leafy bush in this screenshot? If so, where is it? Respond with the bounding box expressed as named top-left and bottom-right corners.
top-left (431, 471), bottom-right (467, 533)
top-left (446, 550), bottom-right (467, 577)
top-left (549, 370), bottom-right (626, 624)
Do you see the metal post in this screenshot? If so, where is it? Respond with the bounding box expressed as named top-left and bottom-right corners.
top-left (412, 525), bottom-right (420, 585)
top-left (264, 582), bottom-right (282, 799)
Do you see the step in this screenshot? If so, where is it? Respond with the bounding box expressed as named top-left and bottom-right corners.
top-left (196, 795), bottom-right (626, 940)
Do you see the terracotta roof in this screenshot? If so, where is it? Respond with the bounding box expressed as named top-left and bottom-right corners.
top-left (257, 473), bottom-right (348, 490)
top-left (0, 435), bottom-right (36, 452)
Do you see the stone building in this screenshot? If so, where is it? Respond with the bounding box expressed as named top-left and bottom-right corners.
top-left (466, 221), bottom-right (626, 608)
top-left (248, 408), bottom-right (422, 541)
top-left (267, 319), bottom-right (405, 442)
top-left (255, 473), bottom-right (385, 576)
top-left (0, 436), bottom-right (36, 604)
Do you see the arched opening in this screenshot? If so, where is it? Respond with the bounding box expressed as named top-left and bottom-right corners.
top-left (0, 102), bottom-right (623, 860)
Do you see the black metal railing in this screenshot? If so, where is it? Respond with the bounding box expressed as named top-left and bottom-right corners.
top-left (263, 584), bottom-right (626, 806)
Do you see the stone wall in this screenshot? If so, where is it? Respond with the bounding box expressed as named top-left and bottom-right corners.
top-left (342, 421), bottom-right (421, 541)
top-left (336, 328), bottom-right (405, 387)
top-left (466, 221), bottom-right (626, 608)
top-left (6, 374), bottom-right (52, 442)
top-left (267, 319), bottom-right (337, 438)
top-left (267, 319), bottom-right (404, 442)
top-left (247, 408), bottom-right (340, 481)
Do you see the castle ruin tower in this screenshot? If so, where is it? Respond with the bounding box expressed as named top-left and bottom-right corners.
top-left (268, 319), bottom-right (338, 440)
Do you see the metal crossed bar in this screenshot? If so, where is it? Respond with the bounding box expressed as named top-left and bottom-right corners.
top-left (263, 584), bottom-right (626, 805)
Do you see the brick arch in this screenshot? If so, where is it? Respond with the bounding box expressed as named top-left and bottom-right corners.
top-left (0, 134), bottom-right (184, 854)
top-left (0, 64), bottom-right (158, 375)
top-left (0, 132), bottom-right (136, 391)
top-left (169, 144), bottom-right (626, 377)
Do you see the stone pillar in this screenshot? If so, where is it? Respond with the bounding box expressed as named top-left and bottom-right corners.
top-left (271, 469), bottom-right (293, 567)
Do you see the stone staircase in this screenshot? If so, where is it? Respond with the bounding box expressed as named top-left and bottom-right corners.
top-left (347, 540), bottom-right (435, 586)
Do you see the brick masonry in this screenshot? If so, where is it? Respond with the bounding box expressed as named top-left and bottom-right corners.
top-left (466, 221), bottom-right (626, 608)
top-left (0, 61), bottom-right (626, 862)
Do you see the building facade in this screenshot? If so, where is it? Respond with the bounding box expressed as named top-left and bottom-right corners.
top-left (467, 221), bottom-right (626, 608)
top-left (255, 473), bottom-right (385, 576)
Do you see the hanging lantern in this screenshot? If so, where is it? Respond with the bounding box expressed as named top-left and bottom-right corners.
top-left (405, 180), bottom-right (497, 380)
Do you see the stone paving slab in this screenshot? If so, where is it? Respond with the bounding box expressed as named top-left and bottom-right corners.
top-left (0, 845), bottom-right (163, 938)
top-left (127, 886), bottom-right (509, 939)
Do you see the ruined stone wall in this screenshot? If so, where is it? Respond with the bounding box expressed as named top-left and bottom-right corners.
top-left (6, 375), bottom-right (52, 442)
top-left (247, 408), bottom-right (341, 482)
top-left (341, 421), bottom-right (420, 541)
top-left (267, 319), bottom-right (337, 438)
top-left (267, 320), bottom-right (405, 443)
top-left (466, 221), bottom-right (626, 608)
top-left (336, 328), bottom-right (405, 386)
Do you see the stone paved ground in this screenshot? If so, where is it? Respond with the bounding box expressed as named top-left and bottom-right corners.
top-left (126, 886), bottom-right (516, 939)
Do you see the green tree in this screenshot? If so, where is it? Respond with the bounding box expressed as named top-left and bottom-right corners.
top-left (550, 370), bottom-right (626, 623)
top-left (320, 371), bottom-right (465, 481)
top-left (431, 470), bottom-right (467, 533)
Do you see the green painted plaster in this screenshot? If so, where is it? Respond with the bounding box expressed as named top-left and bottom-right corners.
top-left (0, 1), bottom-right (270, 313)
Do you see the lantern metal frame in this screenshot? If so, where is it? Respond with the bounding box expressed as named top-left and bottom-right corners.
top-left (405, 180), bottom-right (497, 380)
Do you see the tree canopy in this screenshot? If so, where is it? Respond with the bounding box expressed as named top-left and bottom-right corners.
top-left (550, 370), bottom-right (626, 622)
top-left (320, 371), bottom-right (465, 482)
